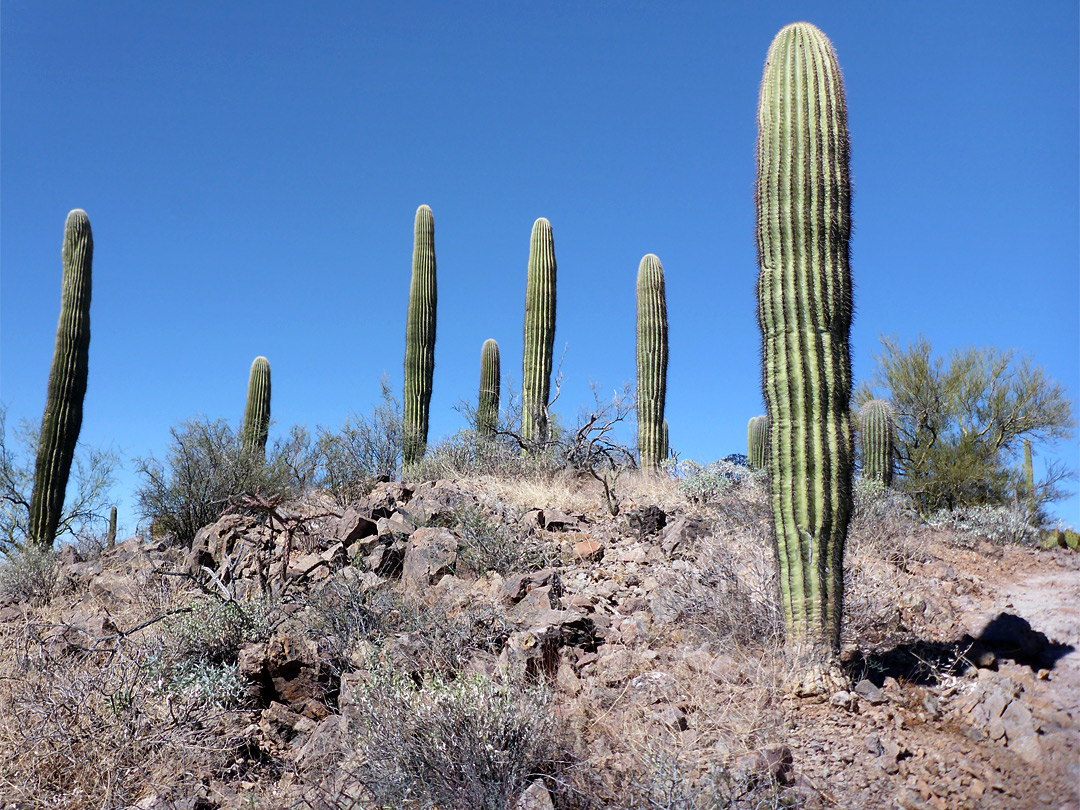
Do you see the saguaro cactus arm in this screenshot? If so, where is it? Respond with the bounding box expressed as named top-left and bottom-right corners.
top-left (522, 217), bottom-right (556, 444)
top-left (636, 254), bottom-right (669, 470)
top-left (404, 204), bottom-right (437, 465)
top-left (756, 23), bottom-right (854, 694)
top-left (29, 209), bottom-right (93, 548)
top-left (242, 356), bottom-right (272, 458)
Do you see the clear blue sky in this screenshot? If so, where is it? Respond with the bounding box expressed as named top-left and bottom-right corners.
top-left (3, 1), bottom-right (1078, 536)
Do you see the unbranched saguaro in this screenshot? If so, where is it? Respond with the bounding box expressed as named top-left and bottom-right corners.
top-left (747, 415), bottom-right (770, 471)
top-left (636, 254), bottom-right (669, 470)
top-left (859, 400), bottom-right (894, 487)
top-left (478, 339), bottom-right (501, 441)
top-left (1022, 439), bottom-right (1034, 511)
top-left (106, 505), bottom-right (118, 549)
top-left (242, 356), bottom-right (272, 458)
top-left (755, 22), bottom-right (854, 695)
top-left (29, 209), bottom-right (93, 549)
top-left (522, 217), bottom-right (556, 444)
top-left (404, 204), bottom-right (437, 465)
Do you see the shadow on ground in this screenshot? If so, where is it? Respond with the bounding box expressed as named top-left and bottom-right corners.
top-left (847, 611), bottom-right (1075, 686)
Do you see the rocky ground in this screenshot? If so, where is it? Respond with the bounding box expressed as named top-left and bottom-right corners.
top-left (0, 475), bottom-right (1076, 810)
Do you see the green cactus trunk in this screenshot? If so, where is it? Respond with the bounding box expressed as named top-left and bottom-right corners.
top-left (1022, 439), bottom-right (1035, 512)
top-left (479, 339), bottom-right (501, 441)
top-left (242, 356), bottom-right (272, 459)
top-left (522, 218), bottom-right (556, 445)
top-left (404, 204), bottom-right (437, 466)
top-left (756, 23), bottom-right (854, 695)
top-left (747, 415), bottom-right (770, 471)
top-left (636, 254), bottom-right (669, 471)
top-left (106, 505), bottom-right (117, 549)
top-left (859, 400), bottom-right (894, 487)
top-left (28, 209), bottom-right (93, 549)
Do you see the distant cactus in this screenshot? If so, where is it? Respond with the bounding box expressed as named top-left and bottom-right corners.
top-left (1022, 439), bottom-right (1035, 511)
top-left (747, 415), bottom-right (770, 471)
top-left (478, 339), bottom-right (501, 441)
top-left (522, 218), bottom-right (556, 444)
top-left (636, 254), bottom-right (669, 470)
top-left (28, 209), bottom-right (93, 548)
top-left (106, 506), bottom-right (117, 549)
top-left (242, 356), bottom-right (271, 458)
top-left (404, 205), bottom-right (437, 465)
top-left (859, 400), bottom-right (894, 487)
top-left (756, 23), bottom-right (854, 694)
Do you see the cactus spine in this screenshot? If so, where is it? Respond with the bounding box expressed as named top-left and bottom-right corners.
top-left (242, 356), bottom-right (272, 458)
top-left (28, 210), bottom-right (93, 548)
top-left (859, 400), bottom-right (894, 487)
top-left (522, 218), bottom-right (556, 444)
top-left (403, 205), bottom-right (437, 465)
top-left (747, 415), bottom-right (770, 471)
top-left (106, 506), bottom-right (118, 549)
top-left (755, 23), bottom-right (854, 694)
top-left (479, 339), bottom-right (501, 441)
top-left (636, 254), bottom-right (669, 470)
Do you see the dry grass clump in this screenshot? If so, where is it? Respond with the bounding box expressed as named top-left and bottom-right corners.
top-left (452, 503), bottom-right (562, 576)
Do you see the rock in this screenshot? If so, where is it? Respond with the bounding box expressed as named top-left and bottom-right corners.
top-left (556, 661), bottom-right (582, 695)
top-left (541, 509), bottom-right (581, 531)
top-left (403, 482), bottom-right (474, 526)
top-left (831, 691), bottom-right (858, 711)
top-left (362, 481), bottom-right (414, 519)
top-left (653, 705), bottom-right (688, 731)
top-left (295, 714), bottom-right (347, 771)
top-left (596, 647), bottom-right (636, 686)
top-left (241, 632), bottom-right (328, 717)
top-left (629, 505), bottom-right (667, 538)
top-left (498, 610), bottom-right (598, 681)
top-left (515, 779), bottom-right (555, 810)
top-left (89, 572), bottom-right (136, 606)
top-left (402, 527), bottom-right (458, 594)
top-left (502, 569), bottom-right (561, 603)
top-left (338, 509), bottom-right (378, 546)
top-left (572, 540), bottom-right (604, 562)
top-left (1000, 701), bottom-right (1042, 763)
top-left (44, 611), bottom-right (118, 655)
top-left (734, 745), bottom-right (794, 787)
top-left (379, 512), bottom-right (416, 537)
top-left (659, 516), bottom-right (709, 556)
top-left (854, 679), bottom-right (887, 705)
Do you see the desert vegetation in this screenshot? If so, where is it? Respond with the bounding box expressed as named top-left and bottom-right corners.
top-left (1, 19), bottom-right (1077, 810)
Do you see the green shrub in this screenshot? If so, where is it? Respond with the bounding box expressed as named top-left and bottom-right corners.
top-left (452, 504), bottom-right (559, 576)
top-left (134, 417), bottom-right (302, 547)
top-left (164, 597), bottom-right (276, 665)
top-left (927, 505), bottom-right (1038, 547)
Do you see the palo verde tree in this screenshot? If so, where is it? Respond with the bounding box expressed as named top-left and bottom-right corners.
top-left (855, 335), bottom-right (1076, 515)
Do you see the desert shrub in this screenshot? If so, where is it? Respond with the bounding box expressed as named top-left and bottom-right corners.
top-left (0, 544), bottom-right (57, 604)
top-left (135, 417), bottom-right (301, 546)
top-left (316, 378), bottom-right (404, 505)
top-left (927, 504), bottom-right (1039, 547)
top-left (164, 596), bottom-right (277, 664)
top-left (158, 658), bottom-right (248, 709)
top-left (344, 667), bottom-right (566, 810)
top-left (306, 577), bottom-right (513, 675)
top-left (675, 458), bottom-right (756, 505)
top-left (408, 428), bottom-right (560, 482)
top-left (655, 534), bottom-right (781, 647)
top-left (452, 504), bottom-right (560, 576)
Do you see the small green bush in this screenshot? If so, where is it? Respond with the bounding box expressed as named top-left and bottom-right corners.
top-left (927, 505), bottom-right (1038, 547)
top-left (452, 504), bottom-right (560, 577)
top-left (165, 597), bottom-right (276, 665)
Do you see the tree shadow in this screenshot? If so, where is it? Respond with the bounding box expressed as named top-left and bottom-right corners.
top-left (846, 611), bottom-right (1075, 687)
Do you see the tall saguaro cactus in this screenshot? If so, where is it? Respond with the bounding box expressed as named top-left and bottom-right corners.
top-left (747, 415), bottom-right (770, 471)
top-left (28, 209), bottom-right (93, 549)
top-left (478, 339), bottom-right (501, 441)
top-left (242, 356), bottom-right (272, 458)
top-left (755, 23), bottom-right (854, 694)
top-left (404, 204), bottom-right (437, 465)
top-left (859, 400), bottom-right (894, 487)
top-left (522, 218), bottom-right (556, 444)
top-left (636, 254), bottom-right (669, 470)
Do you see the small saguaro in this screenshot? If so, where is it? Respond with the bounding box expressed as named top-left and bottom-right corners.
top-left (636, 254), bottom-right (669, 470)
top-left (404, 204), bottom-right (437, 465)
top-left (478, 339), bottom-right (501, 441)
top-left (522, 218), bottom-right (556, 445)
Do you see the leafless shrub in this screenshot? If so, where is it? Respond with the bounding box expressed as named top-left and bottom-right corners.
top-left (452, 504), bottom-right (561, 576)
top-left (341, 667), bottom-right (568, 810)
top-left (0, 544), bottom-right (57, 604)
top-left (0, 632), bottom-right (255, 808)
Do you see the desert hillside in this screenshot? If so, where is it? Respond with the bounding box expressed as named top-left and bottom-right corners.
top-left (1, 471), bottom-right (1076, 810)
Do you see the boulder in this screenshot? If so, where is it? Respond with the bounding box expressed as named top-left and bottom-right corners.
top-left (402, 527), bottom-right (458, 594)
